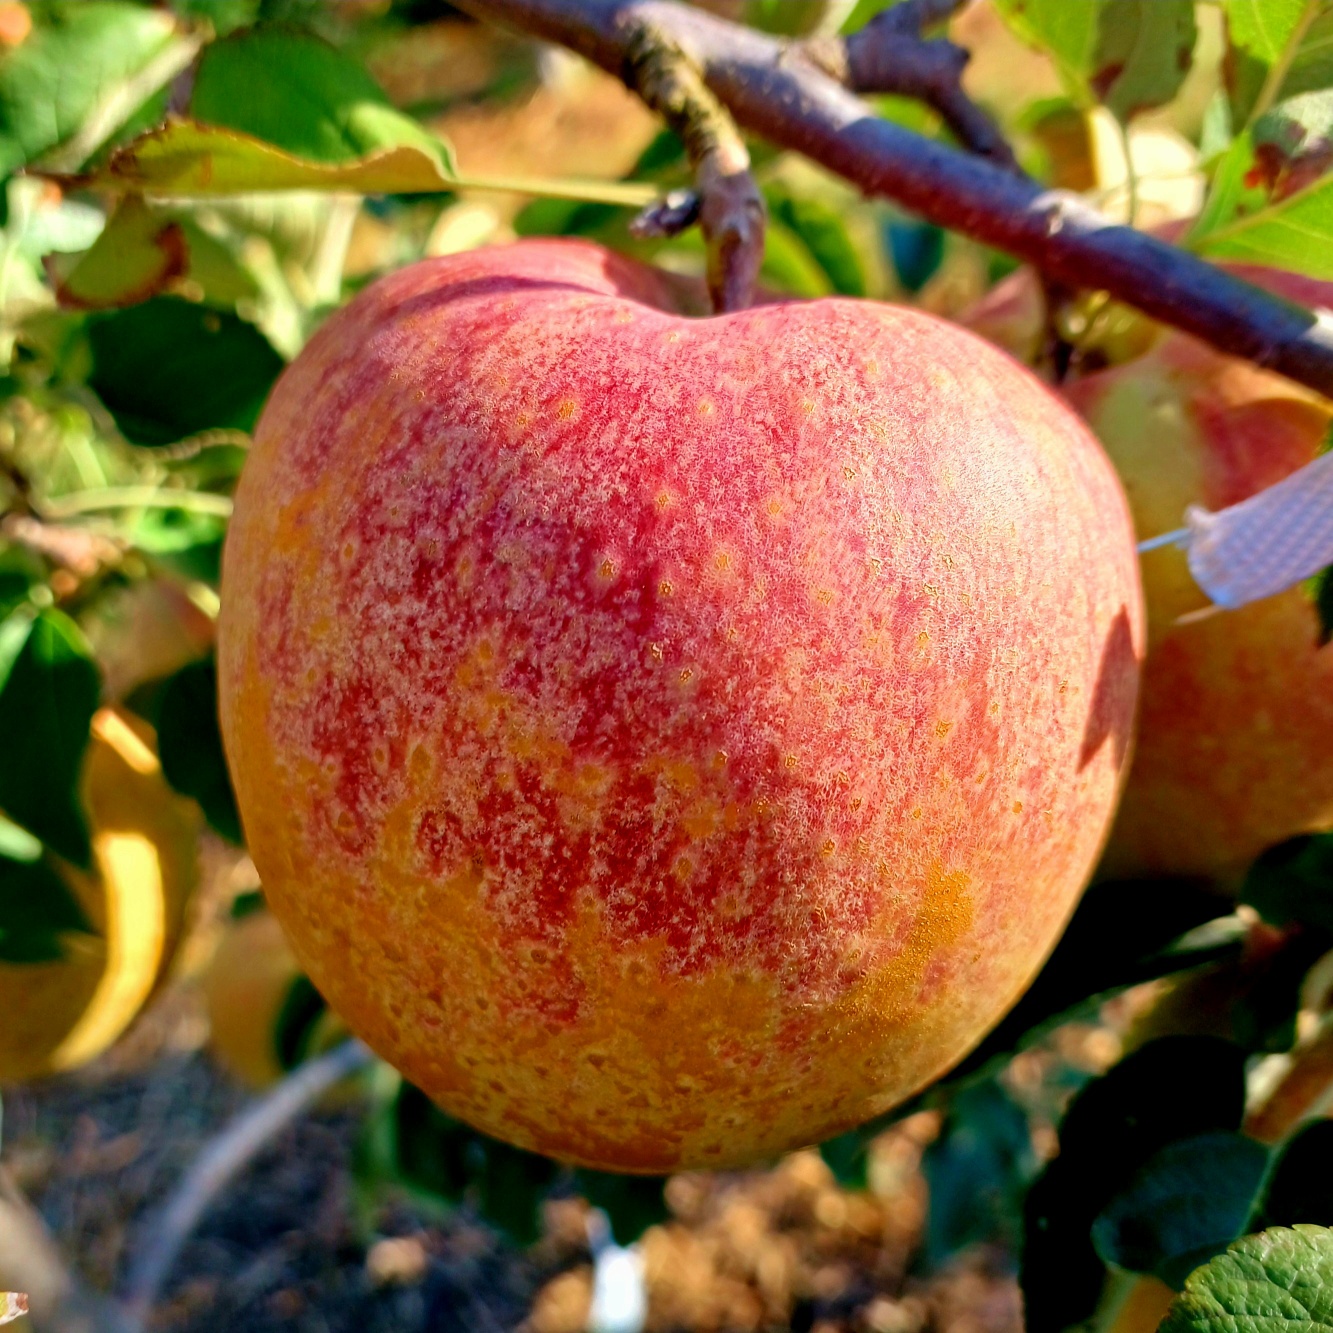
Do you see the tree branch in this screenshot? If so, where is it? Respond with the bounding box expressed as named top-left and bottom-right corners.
top-left (620, 14), bottom-right (764, 312)
top-left (451, 0), bottom-right (1333, 399)
top-left (808, 0), bottom-right (1017, 169)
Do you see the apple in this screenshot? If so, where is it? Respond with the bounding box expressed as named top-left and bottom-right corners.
top-left (969, 265), bottom-right (1333, 884)
top-left (218, 238), bottom-right (1142, 1171)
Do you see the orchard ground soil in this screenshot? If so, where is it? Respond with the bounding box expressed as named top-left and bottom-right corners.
top-left (0, 846), bottom-right (1130, 1333)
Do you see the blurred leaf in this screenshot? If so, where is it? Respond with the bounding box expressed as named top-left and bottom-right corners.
top-left (887, 218), bottom-right (945, 293)
top-left (572, 1171), bottom-right (669, 1245)
top-left (922, 1080), bottom-right (1035, 1266)
top-left (1314, 566), bottom-right (1333, 645)
top-left (392, 1082), bottom-right (559, 1245)
top-left (1093, 1), bottom-right (1198, 124)
top-left (766, 187), bottom-right (866, 296)
top-left (0, 3), bottom-right (196, 178)
top-left (1194, 92), bottom-right (1333, 273)
top-left (47, 194), bottom-right (185, 309)
top-left (1224, 1), bottom-right (1333, 128)
top-left (1021, 1036), bottom-right (1248, 1333)
top-left (1251, 1121), bottom-right (1333, 1232)
top-left (759, 218), bottom-right (834, 297)
top-left (156, 656), bottom-right (242, 844)
top-left (819, 1129), bottom-right (869, 1189)
top-left (129, 507), bottom-right (227, 584)
top-left (1159, 1226), bottom-right (1333, 1333)
top-left (0, 849), bottom-right (92, 964)
top-left (1242, 835), bottom-right (1333, 933)
top-left (61, 116), bottom-right (659, 207)
top-left (1092, 1132), bottom-right (1270, 1289)
top-left (190, 26), bottom-right (451, 167)
top-left (274, 973), bottom-right (329, 1070)
top-left (1224, 0), bottom-right (1314, 66)
top-left (994, 0), bottom-right (1196, 121)
top-left (0, 607), bottom-right (98, 868)
top-left (87, 298), bottom-right (283, 446)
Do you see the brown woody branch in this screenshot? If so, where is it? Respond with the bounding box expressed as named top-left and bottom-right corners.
top-left (452, 0), bottom-right (1333, 399)
top-left (621, 15), bottom-right (765, 312)
top-left (807, 0), bottom-right (1017, 169)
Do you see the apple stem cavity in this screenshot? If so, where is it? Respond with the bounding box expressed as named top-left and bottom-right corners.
top-left (620, 14), bottom-right (765, 313)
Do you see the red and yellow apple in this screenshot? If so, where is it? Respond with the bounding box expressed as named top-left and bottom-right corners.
top-left (218, 239), bottom-right (1142, 1171)
top-left (969, 265), bottom-right (1333, 884)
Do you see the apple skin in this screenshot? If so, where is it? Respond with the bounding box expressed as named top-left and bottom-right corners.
top-left (973, 265), bottom-right (1333, 884)
top-left (218, 239), bottom-right (1142, 1171)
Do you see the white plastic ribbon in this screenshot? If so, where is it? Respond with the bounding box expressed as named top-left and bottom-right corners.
top-left (1138, 446), bottom-right (1333, 610)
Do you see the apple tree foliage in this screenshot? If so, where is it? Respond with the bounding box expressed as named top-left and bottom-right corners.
top-left (5, 0), bottom-right (1333, 1322)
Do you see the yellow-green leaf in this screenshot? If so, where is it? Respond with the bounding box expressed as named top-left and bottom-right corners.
top-left (53, 118), bottom-right (658, 207)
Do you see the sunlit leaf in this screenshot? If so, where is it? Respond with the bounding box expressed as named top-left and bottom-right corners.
top-left (46, 193), bottom-right (185, 309)
top-left (190, 26), bottom-right (446, 166)
top-left (994, 0), bottom-right (1196, 120)
top-left (0, 607), bottom-right (99, 868)
top-left (1224, 0), bottom-right (1333, 127)
top-left (0, 2), bottom-right (197, 177)
top-left (1159, 1226), bottom-right (1333, 1333)
top-left (1192, 92), bottom-right (1333, 273)
top-left (57, 117), bottom-right (659, 208)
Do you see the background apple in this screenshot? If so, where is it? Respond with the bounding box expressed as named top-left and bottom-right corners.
top-left (969, 266), bottom-right (1333, 884)
top-left (219, 238), bottom-right (1142, 1171)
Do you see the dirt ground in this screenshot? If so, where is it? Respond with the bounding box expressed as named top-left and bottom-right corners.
top-left (2, 1011), bottom-right (1030, 1333)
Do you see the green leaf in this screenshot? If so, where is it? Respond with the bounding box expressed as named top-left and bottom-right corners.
top-left (47, 194), bottom-right (185, 309)
top-left (766, 187), bottom-right (866, 297)
top-left (820, 1129), bottom-right (869, 1189)
top-left (391, 1082), bottom-right (559, 1245)
top-left (1251, 1121), bottom-right (1333, 1232)
top-left (189, 27), bottom-right (450, 167)
top-left (128, 507), bottom-right (227, 584)
top-left (887, 219), bottom-right (945, 293)
top-left (0, 607), bottom-right (98, 868)
top-left (1159, 1226), bottom-right (1333, 1333)
top-left (994, 0), bottom-right (1101, 102)
top-left (1194, 92), bottom-right (1333, 271)
top-left (1223, 1), bottom-right (1333, 127)
top-left (922, 1080), bottom-right (1036, 1266)
top-left (572, 1171), bottom-right (669, 1245)
top-left (1225, 0), bottom-right (1312, 66)
top-left (1092, 1132), bottom-right (1270, 1289)
top-left (59, 116), bottom-right (660, 207)
top-left (1092, 0), bottom-right (1198, 124)
top-left (156, 657), bottom-right (242, 844)
top-left (0, 849), bottom-right (92, 964)
top-left (0, 3), bottom-right (197, 177)
top-left (1314, 565), bottom-right (1333, 645)
top-left (1242, 833), bottom-right (1333, 933)
top-left (1022, 1036), bottom-right (1248, 1333)
top-left (52, 30), bottom-right (657, 208)
top-left (274, 973), bottom-right (329, 1071)
top-left (87, 297), bottom-right (284, 446)
top-left (994, 0), bottom-right (1196, 120)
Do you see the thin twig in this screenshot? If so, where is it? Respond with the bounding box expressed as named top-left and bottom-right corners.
top-left (119, 1039), bottom-right (374, 1330)
top-left (814, 0), bottom-right (1017, 169)
top-left (453, 0), bottom-right (1333, 399)
top-left (620, 14), bottom-right (765, 312)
